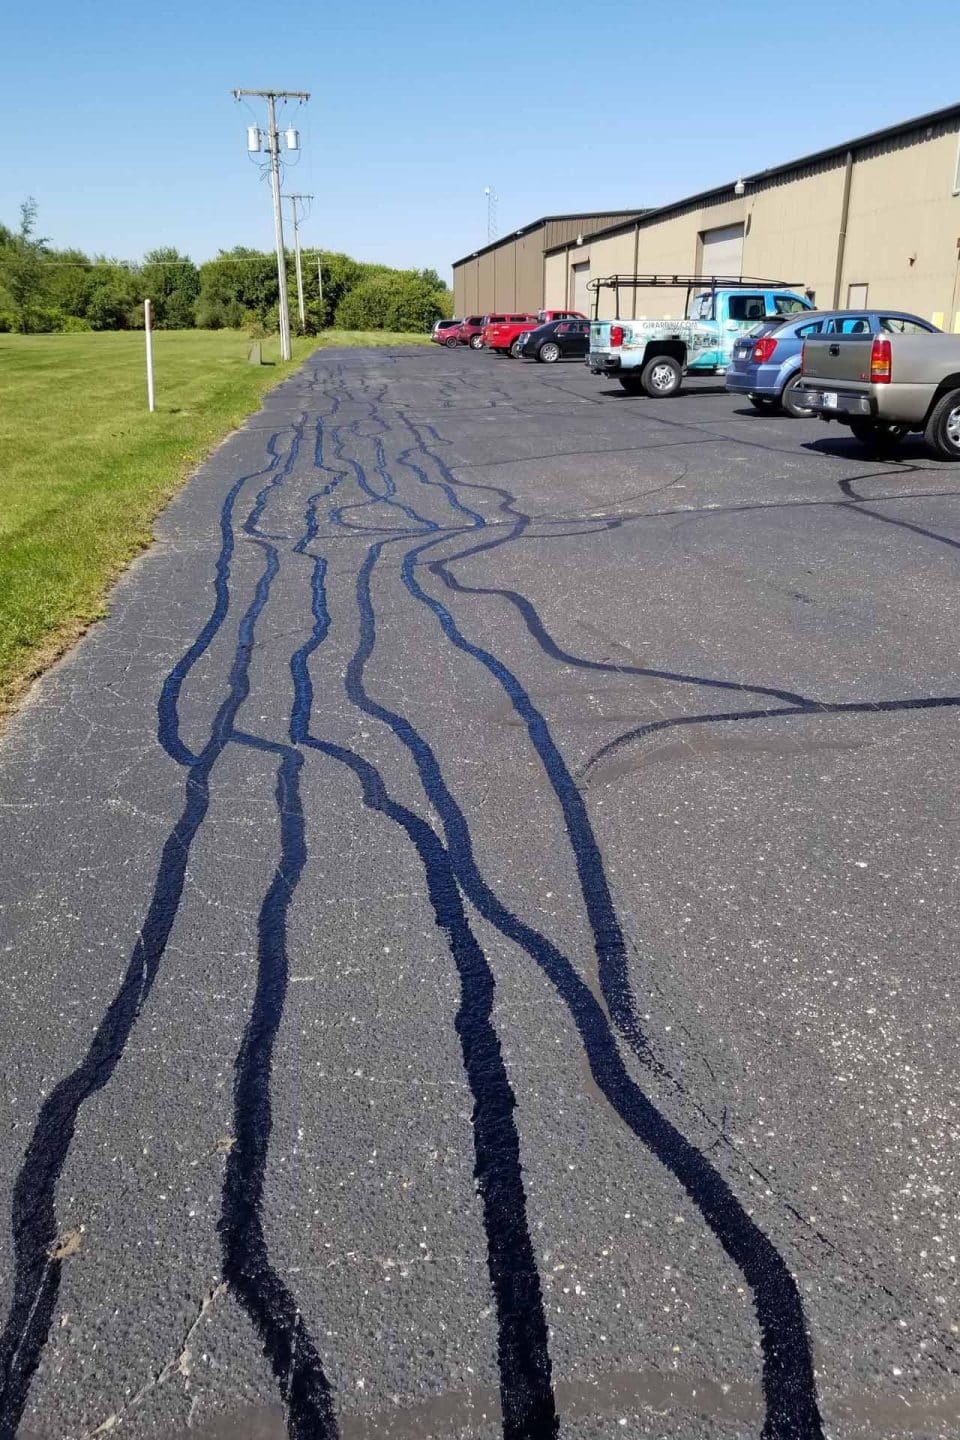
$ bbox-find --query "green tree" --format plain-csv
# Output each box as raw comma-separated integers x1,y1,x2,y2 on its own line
0,198,49,332
141,248,199,329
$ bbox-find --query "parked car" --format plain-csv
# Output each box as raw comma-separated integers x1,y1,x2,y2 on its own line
457,315,487,348
726,309,939,416
431,318,462,347
589,281,812,396
482,313,540,355
794,319,960,457
488,308,588,357
519,318,590,363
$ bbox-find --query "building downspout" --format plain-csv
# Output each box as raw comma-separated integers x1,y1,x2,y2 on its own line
632,220,641,318
832,150,854,309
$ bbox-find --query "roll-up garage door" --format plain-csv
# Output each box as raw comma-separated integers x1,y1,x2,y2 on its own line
700,223,744,278
572,261,591,315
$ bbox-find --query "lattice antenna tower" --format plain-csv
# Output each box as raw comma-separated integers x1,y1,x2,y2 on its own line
484,186,498,242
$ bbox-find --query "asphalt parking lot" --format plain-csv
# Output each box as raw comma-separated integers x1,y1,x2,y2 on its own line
2,344,960,1439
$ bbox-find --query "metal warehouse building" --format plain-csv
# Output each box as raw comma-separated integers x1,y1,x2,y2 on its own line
453,102,960,329
452,212,643,317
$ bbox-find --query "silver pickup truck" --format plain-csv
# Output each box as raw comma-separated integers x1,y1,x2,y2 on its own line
795,328,960,459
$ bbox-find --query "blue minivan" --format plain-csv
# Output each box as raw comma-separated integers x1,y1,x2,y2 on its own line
725,309,938,416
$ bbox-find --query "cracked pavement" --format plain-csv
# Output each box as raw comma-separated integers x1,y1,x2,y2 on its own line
1,346,960,1438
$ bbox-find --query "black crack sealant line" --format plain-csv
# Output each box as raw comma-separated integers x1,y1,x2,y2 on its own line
0,416,339,1439
0,464,284,1436
222,731,340,1440
303,406,826,1437
288,556,559,1440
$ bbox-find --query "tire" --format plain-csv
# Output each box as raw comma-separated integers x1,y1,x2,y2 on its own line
848,418,909,454
923,388,960,460
780,373,816,418
641,354,682,398
509,339,524,358
749,395,777,412
538,342,560,364
469,334,483,350
444,335,458,348
618,373,644,393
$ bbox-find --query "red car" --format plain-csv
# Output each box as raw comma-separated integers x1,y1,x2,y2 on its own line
458,315,487,349
431,318,462,347
484,308,589,357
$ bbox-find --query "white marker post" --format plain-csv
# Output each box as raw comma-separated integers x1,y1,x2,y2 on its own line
144,298,156,413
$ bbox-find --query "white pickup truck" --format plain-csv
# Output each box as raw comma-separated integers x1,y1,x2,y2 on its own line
587,274,811,397
795,326,960,458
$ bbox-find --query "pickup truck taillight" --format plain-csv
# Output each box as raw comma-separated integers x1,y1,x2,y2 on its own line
752,336,778,363
870,336,892,383
610,325,624,347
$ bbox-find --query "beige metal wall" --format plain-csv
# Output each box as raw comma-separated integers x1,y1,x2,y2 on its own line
452,213,641,317
836,123,960,327
543,117,960,328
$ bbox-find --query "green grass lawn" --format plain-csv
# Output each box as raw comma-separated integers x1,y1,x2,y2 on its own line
0,327,430,714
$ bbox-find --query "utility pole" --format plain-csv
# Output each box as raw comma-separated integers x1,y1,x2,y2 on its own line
233,88,310,361
484,186,498,243
283,193,314,329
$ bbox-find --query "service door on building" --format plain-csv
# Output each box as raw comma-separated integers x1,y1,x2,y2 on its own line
700,224,744,278
572,261,591,315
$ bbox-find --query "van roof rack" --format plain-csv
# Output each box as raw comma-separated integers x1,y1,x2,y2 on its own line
587,273,805,319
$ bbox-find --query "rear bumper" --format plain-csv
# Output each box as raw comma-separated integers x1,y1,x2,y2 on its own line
725,361,786,397
794,381,933,425
792,387,873,418
589,351,621,374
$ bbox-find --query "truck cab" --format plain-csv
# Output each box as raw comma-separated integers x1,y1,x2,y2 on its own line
589,284,811,396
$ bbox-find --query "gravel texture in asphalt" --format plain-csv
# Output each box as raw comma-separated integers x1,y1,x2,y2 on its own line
2,346,960,1439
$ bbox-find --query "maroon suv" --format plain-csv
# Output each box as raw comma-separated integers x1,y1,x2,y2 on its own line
458,315,489,349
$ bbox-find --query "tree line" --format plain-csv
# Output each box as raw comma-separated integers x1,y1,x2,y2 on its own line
0,200,452,335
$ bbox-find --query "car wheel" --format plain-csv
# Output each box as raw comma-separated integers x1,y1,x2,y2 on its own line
749,395,777,412
618,373,644,393
923,388,960,460
848,419,909,453
469,334,483,350
641,355,682,397
444,335,458,348
780,373,816,418
509,339,524,357
538,342,560,364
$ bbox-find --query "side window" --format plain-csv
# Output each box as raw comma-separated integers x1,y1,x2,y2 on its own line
556,324,571,334
879,316,934,334
689,294,713,321
728,294,766,322
829,315,871,334
774,295,808,315
795,321,824,337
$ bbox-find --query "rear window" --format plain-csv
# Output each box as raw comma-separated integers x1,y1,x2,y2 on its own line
879,315,936,334
509,314,529,322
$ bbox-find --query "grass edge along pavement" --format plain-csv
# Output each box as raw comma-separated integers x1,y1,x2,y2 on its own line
0,328,430,721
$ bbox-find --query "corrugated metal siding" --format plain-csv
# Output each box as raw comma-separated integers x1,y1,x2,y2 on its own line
541,214,639,250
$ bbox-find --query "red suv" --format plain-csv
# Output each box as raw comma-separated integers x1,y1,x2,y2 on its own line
458,315,487,349
485,309,588,357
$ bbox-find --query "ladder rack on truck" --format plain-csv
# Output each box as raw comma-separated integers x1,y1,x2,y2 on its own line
586,274,807,320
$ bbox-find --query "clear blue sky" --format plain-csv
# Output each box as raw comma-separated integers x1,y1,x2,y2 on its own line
3,0,957,284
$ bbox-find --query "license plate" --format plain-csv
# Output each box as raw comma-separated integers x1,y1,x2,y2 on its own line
822,392,838,410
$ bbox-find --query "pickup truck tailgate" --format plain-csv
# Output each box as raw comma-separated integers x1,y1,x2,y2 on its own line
802,335,874,384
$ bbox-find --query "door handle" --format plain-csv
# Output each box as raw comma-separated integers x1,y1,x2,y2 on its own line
829,344,840,356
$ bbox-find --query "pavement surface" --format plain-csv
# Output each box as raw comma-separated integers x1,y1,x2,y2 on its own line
1,345,960,1440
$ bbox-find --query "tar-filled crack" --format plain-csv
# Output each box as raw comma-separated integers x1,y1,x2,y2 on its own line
7,350,960,1440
